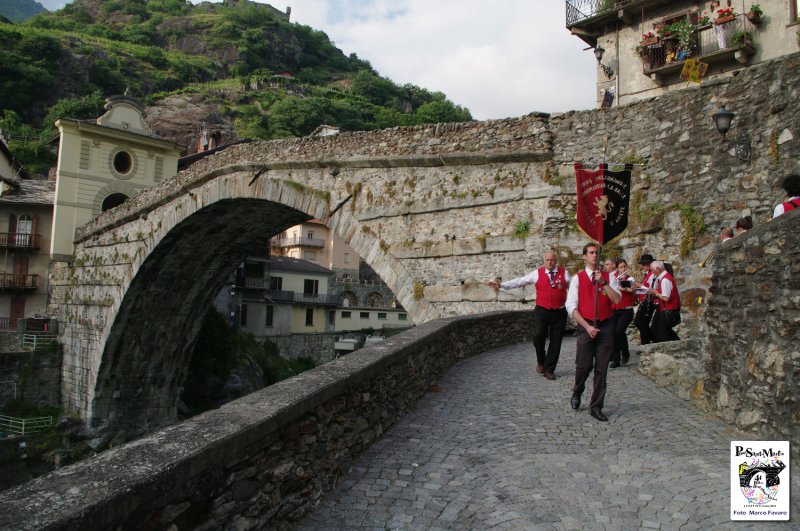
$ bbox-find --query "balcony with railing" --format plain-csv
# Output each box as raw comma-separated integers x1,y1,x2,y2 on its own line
639,15,756,82
566,0,675,30
0,273,38,290
0,232,42,250
272,236,326,248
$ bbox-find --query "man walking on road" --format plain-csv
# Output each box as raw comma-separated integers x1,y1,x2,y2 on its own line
566,243,621,422
488,250,570,380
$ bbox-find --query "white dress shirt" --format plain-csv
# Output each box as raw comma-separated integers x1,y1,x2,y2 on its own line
500,268,571,290
773,196,800,218
654,270,673,299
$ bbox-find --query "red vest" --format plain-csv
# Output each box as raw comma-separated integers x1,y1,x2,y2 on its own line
655,273,680,311
535,267,568,309
577,270,614,322
782,199,800,213
638,271,654,303
613,283,635,310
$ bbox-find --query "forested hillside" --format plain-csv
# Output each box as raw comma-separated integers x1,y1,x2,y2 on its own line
0,0,472,175
0,0,45,23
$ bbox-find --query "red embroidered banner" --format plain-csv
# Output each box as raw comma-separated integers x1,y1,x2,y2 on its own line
574,163,632,244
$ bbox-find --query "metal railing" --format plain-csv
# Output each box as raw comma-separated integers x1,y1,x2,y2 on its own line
0,415,53,435
640,16,756,73
262,289,296,302
0,232,41,249
22,333,58,352
0,274,38,289
295,293,340,305
272,236,326,248
566,0,629,26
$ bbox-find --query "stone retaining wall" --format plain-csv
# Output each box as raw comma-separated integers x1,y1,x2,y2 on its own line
0,351,61,409
273,332,336,364
639,208,799,458
0,310,533,530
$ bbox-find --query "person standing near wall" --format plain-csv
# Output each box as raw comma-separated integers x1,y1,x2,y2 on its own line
567,243,621,422
772,174,800,218
488,250,570,380
633,253,656,345
648,260,681,342
610,258,635,368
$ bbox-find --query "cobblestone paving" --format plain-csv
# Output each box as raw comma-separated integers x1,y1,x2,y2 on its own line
298,338,800,530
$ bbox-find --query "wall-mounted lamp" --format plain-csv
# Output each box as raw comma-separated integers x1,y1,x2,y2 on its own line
712,105,751,163
593,46,614,79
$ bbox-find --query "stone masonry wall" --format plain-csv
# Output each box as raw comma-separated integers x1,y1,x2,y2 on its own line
0,311,533,530
639,208,799,459
273,333,336,364
0,351,61,409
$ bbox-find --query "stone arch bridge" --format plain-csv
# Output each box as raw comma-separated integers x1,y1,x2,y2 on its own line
51,53,800,442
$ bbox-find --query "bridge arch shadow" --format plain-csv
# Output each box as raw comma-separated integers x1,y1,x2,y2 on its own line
58,172,435,443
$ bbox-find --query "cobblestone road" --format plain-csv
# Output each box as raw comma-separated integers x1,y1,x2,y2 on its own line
298,338,799,530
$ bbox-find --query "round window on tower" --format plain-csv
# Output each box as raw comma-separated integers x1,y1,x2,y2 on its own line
109,148,137,179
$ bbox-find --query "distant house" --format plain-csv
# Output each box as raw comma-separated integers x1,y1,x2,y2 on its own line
0,135,55,330
566,0,800,107
308,124,341,137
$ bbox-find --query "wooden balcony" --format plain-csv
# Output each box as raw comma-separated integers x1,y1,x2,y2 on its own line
0,274,39,290
0,232,42,250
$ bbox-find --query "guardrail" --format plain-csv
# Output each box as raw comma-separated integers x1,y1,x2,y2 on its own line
21,333,58,352
0,415,53,435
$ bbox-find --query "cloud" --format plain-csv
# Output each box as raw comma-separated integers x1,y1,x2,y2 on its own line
290,0,597,119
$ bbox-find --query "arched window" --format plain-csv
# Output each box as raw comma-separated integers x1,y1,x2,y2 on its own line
341,291,358,308
366,292,384,308
102,193,129,212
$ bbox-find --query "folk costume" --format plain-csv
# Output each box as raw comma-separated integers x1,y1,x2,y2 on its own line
500,267,570,378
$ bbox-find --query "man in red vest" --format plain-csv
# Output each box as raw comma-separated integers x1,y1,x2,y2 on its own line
566,243,621,422
488,250,570,380
648,260,681,342
772,174,800,218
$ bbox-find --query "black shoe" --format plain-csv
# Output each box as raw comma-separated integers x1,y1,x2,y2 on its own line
543,372,556,380
621,353,630,365
570,395,580,410
590,409,608,422
609,361,620,368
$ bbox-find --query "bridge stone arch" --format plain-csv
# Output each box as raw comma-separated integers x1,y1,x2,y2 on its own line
52,165,442,442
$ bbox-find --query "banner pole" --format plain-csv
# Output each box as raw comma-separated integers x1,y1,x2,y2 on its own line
594,243,602,326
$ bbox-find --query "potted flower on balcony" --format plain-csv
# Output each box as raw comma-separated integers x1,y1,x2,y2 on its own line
746,4,763,24
640,30,659,47
715,6,736,25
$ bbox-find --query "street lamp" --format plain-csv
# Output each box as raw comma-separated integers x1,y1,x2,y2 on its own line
712,105,751,163
593,46,615,79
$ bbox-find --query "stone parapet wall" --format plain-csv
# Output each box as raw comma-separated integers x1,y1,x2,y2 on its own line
0,311,533,530
639,208,799,458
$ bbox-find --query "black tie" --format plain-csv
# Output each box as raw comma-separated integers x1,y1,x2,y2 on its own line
548,271,555,282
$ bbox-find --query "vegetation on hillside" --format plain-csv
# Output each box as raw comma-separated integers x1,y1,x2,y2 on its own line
0,0,472,176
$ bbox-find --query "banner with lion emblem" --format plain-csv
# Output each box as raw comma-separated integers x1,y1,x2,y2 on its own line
574,162,633,244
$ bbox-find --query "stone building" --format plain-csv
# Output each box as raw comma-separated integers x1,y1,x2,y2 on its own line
50,91,184,260
567,0,800,107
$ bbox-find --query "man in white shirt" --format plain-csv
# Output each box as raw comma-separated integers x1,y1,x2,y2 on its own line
566,243,621,422
489,250,571,380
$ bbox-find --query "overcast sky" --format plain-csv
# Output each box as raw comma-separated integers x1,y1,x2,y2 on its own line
36,0,598,120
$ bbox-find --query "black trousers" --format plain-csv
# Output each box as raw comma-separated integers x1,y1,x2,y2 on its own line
532,306,568,373
611,308,634,363
634,300,656,345
651,310,680,343
573,319,614,411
